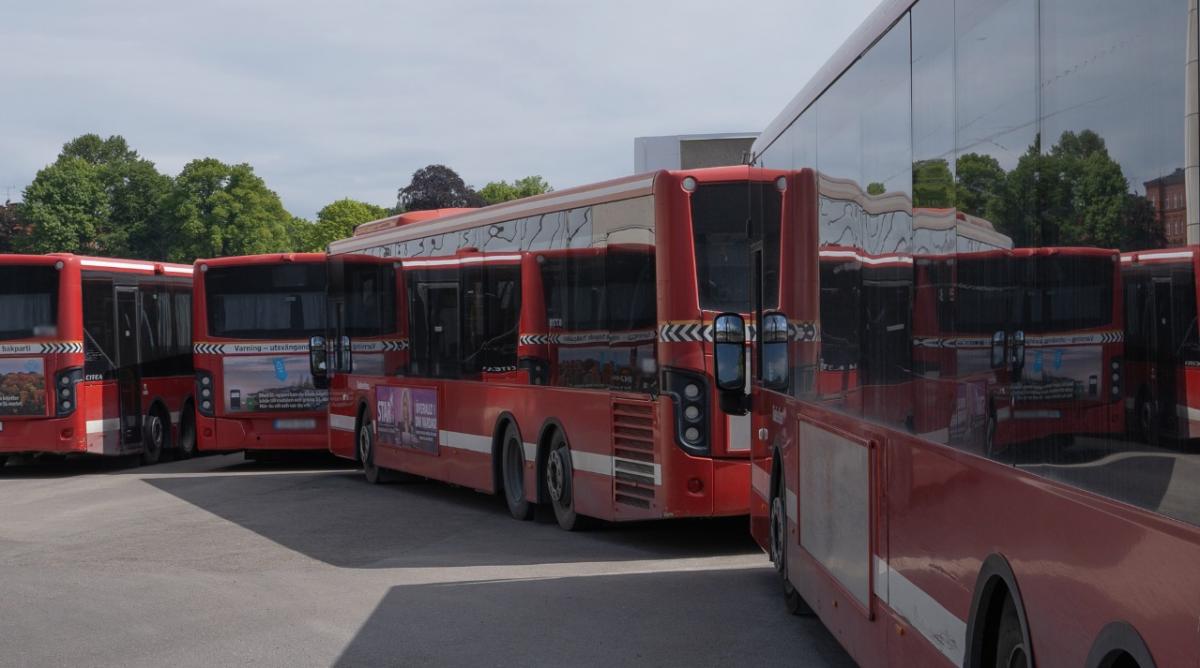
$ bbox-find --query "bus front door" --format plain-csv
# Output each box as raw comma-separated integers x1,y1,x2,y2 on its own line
116,287,143,448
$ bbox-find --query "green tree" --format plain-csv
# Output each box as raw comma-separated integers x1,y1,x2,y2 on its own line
954,152,1006,223
478,175,553,205
304,198,388,251
0,200,26,253
161,158,296,262
912,159,955,209
397,165,484,211
18,134,171,257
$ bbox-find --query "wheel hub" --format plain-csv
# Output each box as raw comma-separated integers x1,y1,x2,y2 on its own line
547,450,566,502
770,496,786,575
359,426,370,463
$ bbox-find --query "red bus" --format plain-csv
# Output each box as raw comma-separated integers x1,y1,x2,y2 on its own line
0,254,196,466
1120,247,1200,443
913,248,1125,456
192,253,329,455
728,0,1199,665
313,167,784,529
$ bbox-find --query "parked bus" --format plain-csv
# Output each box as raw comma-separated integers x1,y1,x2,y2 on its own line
913,247,1125,455
192,253,328,455
723,0,1200,665
313,167,785,529
1121,247,1200,444
0,253,195,466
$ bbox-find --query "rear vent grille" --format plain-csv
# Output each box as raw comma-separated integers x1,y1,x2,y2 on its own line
613,398,657,509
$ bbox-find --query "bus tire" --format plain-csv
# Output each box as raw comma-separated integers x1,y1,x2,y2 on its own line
141,412,166,466
1136,391,1159,446
994,595,1030,668
544,430,586,531
177,402,197,459
771,479,812,616
359,418,385,485
501,424,534,521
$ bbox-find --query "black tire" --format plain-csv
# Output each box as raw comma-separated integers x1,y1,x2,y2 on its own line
359,418,385,485
1137,392,1159,447
984,412,998,459
0,455,7,468
994,595,1030,668
141,413,165,466
176,404,197,459
770,487,812,616
544,431,586,531
502,424,534,521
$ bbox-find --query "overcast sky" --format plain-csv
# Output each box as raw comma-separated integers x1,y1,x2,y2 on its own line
0,1,878,219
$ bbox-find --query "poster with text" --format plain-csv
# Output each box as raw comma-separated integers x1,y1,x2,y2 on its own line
0,357,47,416
375,386,438,454
221,355,326,413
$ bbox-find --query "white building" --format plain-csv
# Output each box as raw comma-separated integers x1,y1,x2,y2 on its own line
633,132,758,173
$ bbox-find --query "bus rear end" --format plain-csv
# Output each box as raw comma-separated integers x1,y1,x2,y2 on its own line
193,254,329,453
0,255,82,462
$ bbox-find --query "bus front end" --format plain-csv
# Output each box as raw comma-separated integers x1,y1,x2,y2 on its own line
0,256,88,461
193,255,329,453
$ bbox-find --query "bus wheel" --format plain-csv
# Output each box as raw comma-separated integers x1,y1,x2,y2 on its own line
359,419,384,485
1137,393,1159,446
502,424,534,521
141,413,165,466
994,595,1030,668
545,431,585,531
771,492,810,615
177,405,197,459
984,412,998,459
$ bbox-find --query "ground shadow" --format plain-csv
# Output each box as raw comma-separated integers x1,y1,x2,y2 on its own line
145,467,760,569
0,450,352,479
334,567,854,667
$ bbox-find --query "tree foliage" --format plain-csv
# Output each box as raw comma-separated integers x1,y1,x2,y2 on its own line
303,198,389,251
397,164,484,211
160,158,296,262
17,134,171,257
0,200,25,253
478,175,552,205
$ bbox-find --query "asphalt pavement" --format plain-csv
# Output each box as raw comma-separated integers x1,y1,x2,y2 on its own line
0,453,853,667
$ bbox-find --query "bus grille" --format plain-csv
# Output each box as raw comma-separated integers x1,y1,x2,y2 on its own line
612,398,657,509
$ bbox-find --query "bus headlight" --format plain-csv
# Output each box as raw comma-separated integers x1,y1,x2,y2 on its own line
196,371,216,417
54,367,83,417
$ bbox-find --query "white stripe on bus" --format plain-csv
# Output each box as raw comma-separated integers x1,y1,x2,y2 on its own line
876,557,967,667
85,419,120,434
329,414,357,432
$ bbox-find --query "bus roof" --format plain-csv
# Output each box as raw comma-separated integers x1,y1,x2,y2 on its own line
329,165,764,256
753,0,911,161
193,253,326,270
0,253,193,277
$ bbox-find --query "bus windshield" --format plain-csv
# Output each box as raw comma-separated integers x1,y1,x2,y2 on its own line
949,254,1114,334
204,264,326,339
0,265,59,341
691,182,781,312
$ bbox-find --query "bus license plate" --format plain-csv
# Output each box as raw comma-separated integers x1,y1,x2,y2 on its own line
273,419,315,431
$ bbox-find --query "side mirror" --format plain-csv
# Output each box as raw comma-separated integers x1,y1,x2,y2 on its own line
1011,330,1025,372
309,335,329,388
714,313,746,391
713,313,748,414
762,312,790,392
991,331,1007,369
340,335,353,372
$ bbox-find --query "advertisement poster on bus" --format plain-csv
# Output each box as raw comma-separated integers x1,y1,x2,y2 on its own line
221,355,326,413
376,386,438,454
0,357,47,416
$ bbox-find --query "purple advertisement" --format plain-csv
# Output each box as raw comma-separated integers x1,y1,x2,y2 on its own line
376,386,438,454
221,355,326,413
0,357,46,416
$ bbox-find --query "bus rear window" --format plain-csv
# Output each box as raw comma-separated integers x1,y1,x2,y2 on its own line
0,265,59,341
691,182,781,312
204,264,326,339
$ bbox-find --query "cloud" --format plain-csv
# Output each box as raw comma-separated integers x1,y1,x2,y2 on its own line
0,0,878,219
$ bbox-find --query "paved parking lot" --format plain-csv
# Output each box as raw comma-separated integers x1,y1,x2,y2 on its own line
0,454,852,667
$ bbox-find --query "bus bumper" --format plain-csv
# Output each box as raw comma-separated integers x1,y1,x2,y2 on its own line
196,415,329,452
0,415,88,455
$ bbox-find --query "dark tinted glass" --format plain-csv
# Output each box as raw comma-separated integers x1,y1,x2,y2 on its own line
692,182,782,312
0,265,58,341
83,279,116,379
204,264,326,339
343,260,397,337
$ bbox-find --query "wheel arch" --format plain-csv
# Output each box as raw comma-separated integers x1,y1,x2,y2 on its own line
1086,621,1155,668
964,553,1034,668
